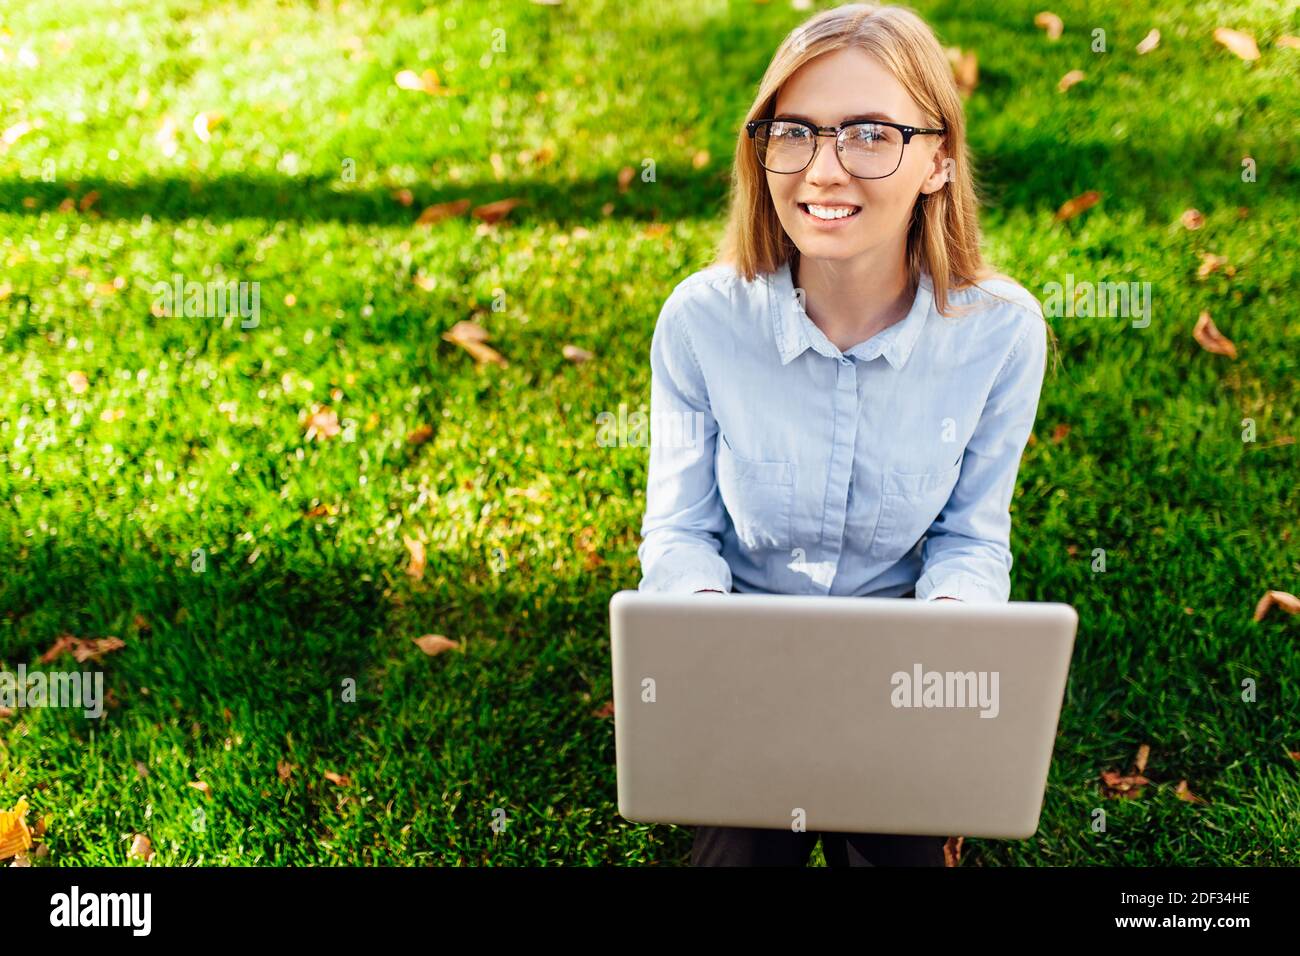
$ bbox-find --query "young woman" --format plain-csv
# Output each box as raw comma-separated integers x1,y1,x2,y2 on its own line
636,4,1050,866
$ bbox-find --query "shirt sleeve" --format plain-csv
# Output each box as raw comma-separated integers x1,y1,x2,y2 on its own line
636,285,733,594
914,308,1048,603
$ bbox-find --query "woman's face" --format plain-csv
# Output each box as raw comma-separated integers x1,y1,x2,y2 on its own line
766,47,948,266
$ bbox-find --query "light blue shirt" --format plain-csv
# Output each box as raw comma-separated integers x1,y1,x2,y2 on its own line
636,258,1048,602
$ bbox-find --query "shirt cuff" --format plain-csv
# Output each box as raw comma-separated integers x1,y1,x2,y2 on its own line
914,572,1005,604
638,553,732,595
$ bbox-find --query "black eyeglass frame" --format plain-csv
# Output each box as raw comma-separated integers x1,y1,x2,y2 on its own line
744,117,947,180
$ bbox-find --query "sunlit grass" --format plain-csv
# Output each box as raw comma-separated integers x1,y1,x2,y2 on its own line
0,0,1296,865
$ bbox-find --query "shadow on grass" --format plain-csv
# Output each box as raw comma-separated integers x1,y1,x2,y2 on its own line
6,130,1291,232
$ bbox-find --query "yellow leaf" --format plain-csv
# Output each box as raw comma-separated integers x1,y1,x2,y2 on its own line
0,798,32,860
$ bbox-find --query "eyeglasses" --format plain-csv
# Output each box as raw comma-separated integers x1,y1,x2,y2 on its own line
745,117,946,180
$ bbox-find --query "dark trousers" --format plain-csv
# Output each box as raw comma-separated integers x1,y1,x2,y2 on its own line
690,825,947,867
692,585,947,866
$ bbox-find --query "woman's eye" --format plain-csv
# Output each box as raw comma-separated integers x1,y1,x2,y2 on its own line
846,125,883,142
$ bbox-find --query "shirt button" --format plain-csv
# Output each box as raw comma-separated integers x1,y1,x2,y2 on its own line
840,357,851,366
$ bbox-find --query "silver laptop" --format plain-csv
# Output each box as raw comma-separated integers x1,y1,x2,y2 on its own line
609,590,1078,839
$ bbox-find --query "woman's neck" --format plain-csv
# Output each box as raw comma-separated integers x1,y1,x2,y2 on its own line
793,249,915,354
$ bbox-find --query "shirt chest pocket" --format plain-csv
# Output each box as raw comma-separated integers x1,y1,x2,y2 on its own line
871,457,964,560
716,436,795,552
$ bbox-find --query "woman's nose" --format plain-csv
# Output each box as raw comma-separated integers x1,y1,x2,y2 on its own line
805,135,848,184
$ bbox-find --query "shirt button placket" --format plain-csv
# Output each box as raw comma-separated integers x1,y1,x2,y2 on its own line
821,356,858,592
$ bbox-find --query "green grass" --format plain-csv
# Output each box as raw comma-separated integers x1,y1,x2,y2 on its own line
0,0,1297,865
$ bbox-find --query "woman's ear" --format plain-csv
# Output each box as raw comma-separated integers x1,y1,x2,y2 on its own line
919,140,950,196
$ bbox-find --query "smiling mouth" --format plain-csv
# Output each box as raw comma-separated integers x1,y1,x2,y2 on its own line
799,202,862,222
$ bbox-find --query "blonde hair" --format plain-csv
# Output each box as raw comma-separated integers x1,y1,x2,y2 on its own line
714,3,997,317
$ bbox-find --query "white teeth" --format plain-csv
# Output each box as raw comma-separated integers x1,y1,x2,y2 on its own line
805,203,858,220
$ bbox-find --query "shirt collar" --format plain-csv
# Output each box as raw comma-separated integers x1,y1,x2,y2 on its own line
769,258,933,370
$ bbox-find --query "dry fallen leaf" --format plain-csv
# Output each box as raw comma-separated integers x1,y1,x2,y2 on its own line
562,344,594,364
72,636,125,663
323,770,351,786
416,199,471,226
1136,29,1161,54
1054,190,1100,222
691,149,710,169
444,320,489,343
1277,35,1300,50
407,423,434,445
1050,423,1070,443
413,634,459,656
1253,590,1300,621
1174,780,1208,804
442,322,508,367
1135,743,1150,773
391,188,414,207
78,190,100,213
1057,69,1085,92
128,833,154,861
943,835,963,867
1180,208,1205,230
1196,253,1232,278
188,781,212,798
592,699,615,718
39,634,79,663
1192,311,1236,358
277,761,296,783
0,798,32,861
472,197,525,224
403,535,426,579
305,406,341,440
944,47,978,96
1213,27,1260,61
1101,769,1152,798
617,166,635,193
1034,12,1063,40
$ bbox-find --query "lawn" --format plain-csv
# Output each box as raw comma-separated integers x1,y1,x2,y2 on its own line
0,0,1296,865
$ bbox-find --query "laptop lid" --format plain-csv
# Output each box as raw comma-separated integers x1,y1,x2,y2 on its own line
609,590,1078,839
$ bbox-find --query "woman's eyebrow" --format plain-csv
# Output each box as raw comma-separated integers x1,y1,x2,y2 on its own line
774,110,899,125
